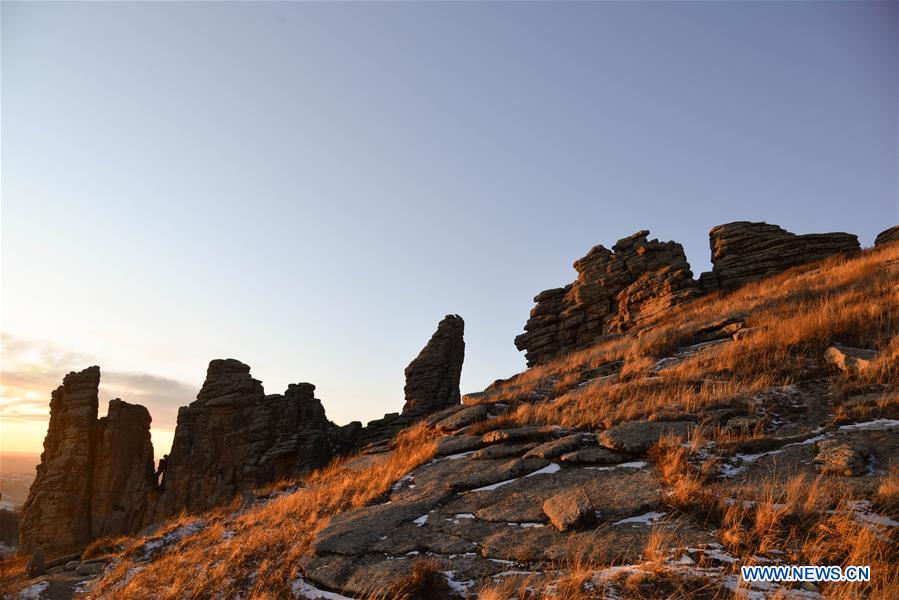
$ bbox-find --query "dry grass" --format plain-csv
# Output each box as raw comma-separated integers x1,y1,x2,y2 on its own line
91,422,437,599
468,244,898,435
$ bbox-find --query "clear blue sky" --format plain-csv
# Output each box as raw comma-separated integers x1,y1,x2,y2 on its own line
2,1,896,453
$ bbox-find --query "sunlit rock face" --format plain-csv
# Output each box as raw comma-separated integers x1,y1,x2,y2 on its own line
19,367,156,556
515,231,700,367
703,221,860,291
152,359,360,522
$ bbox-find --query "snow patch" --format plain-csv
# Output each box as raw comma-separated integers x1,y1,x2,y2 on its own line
525,462,561,477
441,571,475,595
613,511,666,526
15,581,48,599
413,514,429,526
291,576,354,599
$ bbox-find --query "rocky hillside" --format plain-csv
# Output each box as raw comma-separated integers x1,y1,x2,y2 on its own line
2,221,897,600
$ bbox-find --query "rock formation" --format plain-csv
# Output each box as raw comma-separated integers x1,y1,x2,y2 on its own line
402,314,465,418
19,367,156,556
356,315,466,448
154,359,360,520
515,231,700,366
703,222,860,291
874,225,899,246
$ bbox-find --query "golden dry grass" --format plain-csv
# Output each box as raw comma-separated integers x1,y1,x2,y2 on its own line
90,422,437,599
469,243,898,434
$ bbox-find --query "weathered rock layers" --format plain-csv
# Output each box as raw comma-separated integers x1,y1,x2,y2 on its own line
154,359,360,520
403,314,465,418
515,231,700,366
21,317,466,554
516,222,865,366
357,315,466,448
19,367,156,555
704,222,860,291
875,225,899,246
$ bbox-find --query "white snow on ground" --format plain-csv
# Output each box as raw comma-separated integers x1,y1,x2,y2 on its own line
14,581,48,599
847,500,899,528
718,421,898,478
525,463,561,477
413,513,429,526
391,473,415,491
520,522,545,528
441,571,476,595
140,519,205,560
586,461,647,471
839,418,899,431
291,576,354,599
471,463,561,492
452,513,475,519
613,511,666,526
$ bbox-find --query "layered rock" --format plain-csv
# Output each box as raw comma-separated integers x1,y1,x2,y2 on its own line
874,225,899,246
402,314,465,418
90,399,156,539
515,231,700,366
154,359,359,520
356,315,466,448
19,367,156,555
704,222,859,291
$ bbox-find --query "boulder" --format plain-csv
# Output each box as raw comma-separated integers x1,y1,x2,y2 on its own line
825,344,877,376
435,435,483,457
435,405,488,432
814,439,870,476
481,426,562,445
559,447,630,464
598,421,694,454
874,225,899,246
708,222,859,291
543,488,596,532
515,230,701,366
524,433,594,459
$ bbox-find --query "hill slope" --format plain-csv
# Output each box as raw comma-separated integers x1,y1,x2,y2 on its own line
4,240,898,600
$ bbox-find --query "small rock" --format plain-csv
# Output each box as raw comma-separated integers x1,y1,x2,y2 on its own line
435,435,483,456
543,487,596,532
598,421,694,454
825,344,877,376
725,416,760,435
43,553,80,569
732,328,755,341
26,547,45,577
435,405,488,432
482,426,562,445
472,442,537,460
75,560,108,576
815,439,870,476
559,447,630,464
524,433,594,459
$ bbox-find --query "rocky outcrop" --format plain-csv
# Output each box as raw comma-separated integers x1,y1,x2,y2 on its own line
704,222,860,291
402,315,465,418
19,367,156,556
154,359,359,520
515,231,700,366
90,400,155,539
356,316,466,448
874,225,899,246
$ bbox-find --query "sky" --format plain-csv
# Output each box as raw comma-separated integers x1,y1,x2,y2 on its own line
1,1,897,459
